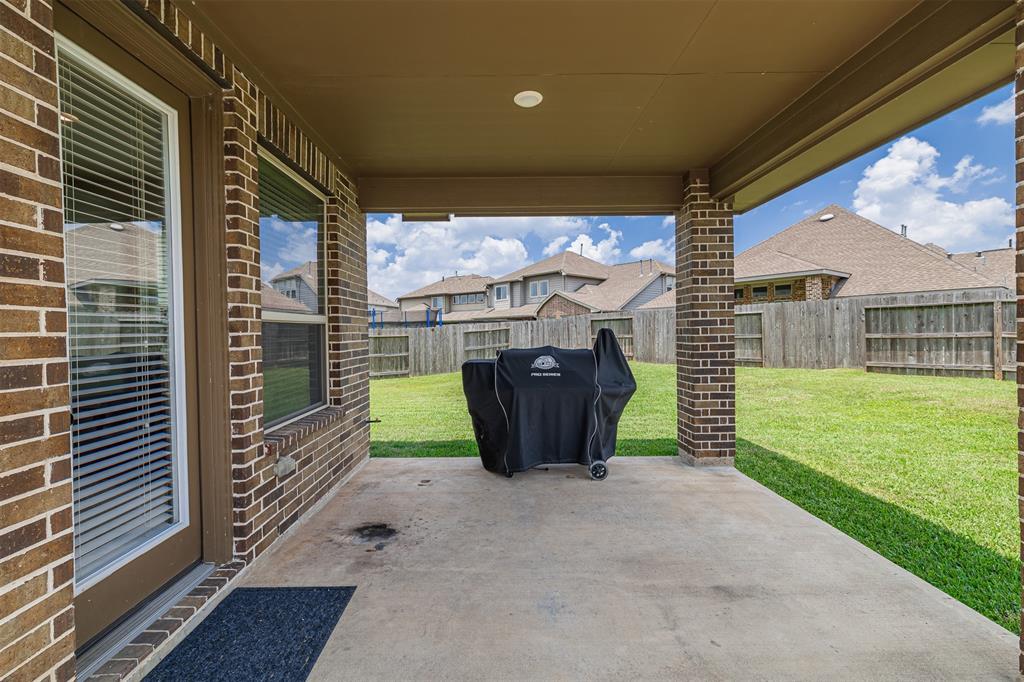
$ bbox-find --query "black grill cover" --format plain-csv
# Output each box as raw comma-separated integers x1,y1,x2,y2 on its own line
461,329,636,475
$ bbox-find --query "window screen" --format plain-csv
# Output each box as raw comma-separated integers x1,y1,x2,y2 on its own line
259,157,326,426
59,42,185,585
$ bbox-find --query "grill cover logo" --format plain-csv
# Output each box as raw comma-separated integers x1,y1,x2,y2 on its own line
530,355,559,370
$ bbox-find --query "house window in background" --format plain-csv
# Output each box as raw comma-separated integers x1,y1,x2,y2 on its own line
774,284,792,299
734,288,743,300
431,296,444,309
495,285,508,301
259,154,326,427
752,286,769,300
529,280,549,298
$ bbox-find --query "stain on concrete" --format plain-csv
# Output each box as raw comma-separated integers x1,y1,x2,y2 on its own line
351,523,398,547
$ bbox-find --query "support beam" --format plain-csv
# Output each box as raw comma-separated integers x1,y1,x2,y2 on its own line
716,0,1015,212
675,170,735,466
357,175,683,216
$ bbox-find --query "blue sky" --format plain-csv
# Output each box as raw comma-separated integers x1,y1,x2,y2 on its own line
367,85,1014,301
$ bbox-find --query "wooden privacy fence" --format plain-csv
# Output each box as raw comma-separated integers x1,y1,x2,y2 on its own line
369,309,673,378
369,287,1015,380
864,300,1015,380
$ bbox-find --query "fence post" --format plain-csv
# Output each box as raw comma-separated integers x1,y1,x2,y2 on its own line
993,300,1004,381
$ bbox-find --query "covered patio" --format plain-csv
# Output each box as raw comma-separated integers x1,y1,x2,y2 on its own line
1,0,1023,679
190,458,1014,679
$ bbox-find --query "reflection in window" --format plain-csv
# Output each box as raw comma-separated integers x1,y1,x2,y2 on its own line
752,286,768,300
258,156,326,426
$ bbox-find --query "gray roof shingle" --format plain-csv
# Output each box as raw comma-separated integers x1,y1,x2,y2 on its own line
736,205,996,297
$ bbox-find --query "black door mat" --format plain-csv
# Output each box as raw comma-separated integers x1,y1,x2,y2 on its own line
145,586,355,682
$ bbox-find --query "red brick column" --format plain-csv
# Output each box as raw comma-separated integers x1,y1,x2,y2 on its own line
1016,1,1024,672
0,0,76,679
675,170,735,466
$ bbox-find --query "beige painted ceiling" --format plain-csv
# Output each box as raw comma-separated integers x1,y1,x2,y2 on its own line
185,0,1014,210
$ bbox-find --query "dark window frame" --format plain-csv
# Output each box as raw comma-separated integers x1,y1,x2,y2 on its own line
258,151,328,430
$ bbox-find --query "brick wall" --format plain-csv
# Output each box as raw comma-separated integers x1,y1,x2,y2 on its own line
1015,1,1023,672
675,170,735,466
537,294,591,319
0,0,76,680
734,279,805,305
131,0,370,565
0,0,370,678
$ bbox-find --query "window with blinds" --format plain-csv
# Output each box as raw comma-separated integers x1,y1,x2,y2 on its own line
58,41,186,587
258,156,326,427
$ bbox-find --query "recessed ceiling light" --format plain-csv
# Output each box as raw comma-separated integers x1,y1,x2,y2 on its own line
513,90,543,108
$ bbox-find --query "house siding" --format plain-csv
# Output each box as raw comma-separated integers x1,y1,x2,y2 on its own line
510,281,524,307
399,296,434,312
273,276,317,311
623,275,671,310
0,2,370,679
563,275,602,293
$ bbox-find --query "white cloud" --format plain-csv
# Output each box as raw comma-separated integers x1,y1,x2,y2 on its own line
542,236,570,257
629,238,673,261
567,223,622,264
260,261,284,282
456,237,528,275
977,96,1014,126
365,214,581,300
852,136,1012,251
661,215,675,228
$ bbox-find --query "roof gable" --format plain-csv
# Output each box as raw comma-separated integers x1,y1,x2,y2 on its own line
397,273,493,299
494,250,610,282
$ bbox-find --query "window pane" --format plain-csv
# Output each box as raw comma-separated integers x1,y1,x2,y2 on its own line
263,322,324,424
59,44,183,584
259,158,323,315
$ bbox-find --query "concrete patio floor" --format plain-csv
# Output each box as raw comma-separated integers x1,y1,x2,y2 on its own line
240,457,1017,680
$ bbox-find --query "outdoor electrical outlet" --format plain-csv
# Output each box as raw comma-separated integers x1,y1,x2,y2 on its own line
275,456,297,478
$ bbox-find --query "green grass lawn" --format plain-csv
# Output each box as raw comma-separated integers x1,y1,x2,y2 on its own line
370,364,1019,632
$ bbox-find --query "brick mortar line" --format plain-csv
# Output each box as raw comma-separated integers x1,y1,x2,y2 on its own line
0,526,73,576
6,629,75,681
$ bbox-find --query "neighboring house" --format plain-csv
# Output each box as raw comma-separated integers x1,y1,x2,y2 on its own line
393,251,675,323
640,205,1011,309
527,258,674,320
396,274,493,315
367,289,399,315
269,261,319,312
261,283,310,313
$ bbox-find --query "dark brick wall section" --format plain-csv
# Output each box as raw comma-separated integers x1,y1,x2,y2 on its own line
537,294,592,319
0,0,76,680
675,170,735,466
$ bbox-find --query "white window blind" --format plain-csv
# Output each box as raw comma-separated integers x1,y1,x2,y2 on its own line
58,41,186,587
